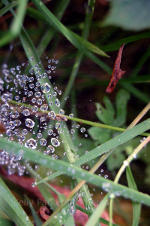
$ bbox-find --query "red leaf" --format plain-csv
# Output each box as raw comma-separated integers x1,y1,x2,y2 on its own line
106,44,126,93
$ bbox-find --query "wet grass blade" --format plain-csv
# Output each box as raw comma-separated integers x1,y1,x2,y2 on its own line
1,136,150,206
31,0,108,57
76,118,150,166
0,178,33,226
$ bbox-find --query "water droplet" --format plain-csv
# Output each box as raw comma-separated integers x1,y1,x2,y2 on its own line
80,127,86,133
41,83,51,93
40,104,48,111
123,160,128,167
48,111,56,120
25,138,37,149
44,145,55,154
25,118,35,128
55,98,60,107
22,109,30,116
1,92,13,102
40,138,47,146
51,138,60,147
48,129,53,136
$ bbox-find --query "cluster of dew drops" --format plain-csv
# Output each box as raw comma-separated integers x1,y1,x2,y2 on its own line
0,57,87,176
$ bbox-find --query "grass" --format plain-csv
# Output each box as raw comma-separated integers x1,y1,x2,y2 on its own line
0,0,150,225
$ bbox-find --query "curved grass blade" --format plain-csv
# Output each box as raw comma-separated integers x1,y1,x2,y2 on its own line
61,0,96,106
31,0,108,57
76,118,150,166
20,26,95,214
0,178,33,226
0,217,14,226
0,0,28,47
126,166,141,226
121,82,149,103
0,1,17,16
26,196,42,226
131,46,150,78
1,137,150,206
27,0,70,56
86,194,109,226
102,31,150,52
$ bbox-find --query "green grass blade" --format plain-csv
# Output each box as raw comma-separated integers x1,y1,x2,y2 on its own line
76,204,118,226
0,217,14,226
27,7,45,21
61,0,96,106
131,46,150,77
26,163,59,211
27,196,42,226
19,22,95,215
0,178,33,226
1,137,150,206
86,194,109,226
10,0,27,35
121,82,149,103
76,118,150,165
126,166,141,226
36,171,64,185
86,50,112,74
0,0,28,47
64,215,75,226
0,1,17,16
102,31,150,51
27,0,70,56
31,0,108,57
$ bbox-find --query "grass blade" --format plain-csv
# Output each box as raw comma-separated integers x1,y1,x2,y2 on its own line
31,0,108,57
61,0,96,107
126,166,141,226
27,196,42,226
102,31,150,51
0,217,14,226
121,82,149,103
1,0,28,47
1,136,150,206
86,194,109,226
0,1,17,16
76,118,150,166
0,178,33,226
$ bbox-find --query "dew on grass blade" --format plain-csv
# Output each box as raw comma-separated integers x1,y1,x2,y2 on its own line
51,138,60,147
25,138,37,149
0,57,90,179
41,83,51,93
25,118,35,128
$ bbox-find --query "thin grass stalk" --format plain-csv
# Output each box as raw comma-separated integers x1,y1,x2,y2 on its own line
61,0,95,107
109,102,150,226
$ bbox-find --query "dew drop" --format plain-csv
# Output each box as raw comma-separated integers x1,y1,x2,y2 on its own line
41,83,51,93
22,109,30,116
25,118,35,128
51,138,60,147
25,138,37,149
44,145,55,154
80,127,86,133
40,138,47,146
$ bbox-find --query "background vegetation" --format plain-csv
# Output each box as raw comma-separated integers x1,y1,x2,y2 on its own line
0,0,150,225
